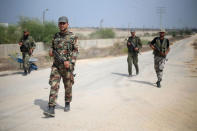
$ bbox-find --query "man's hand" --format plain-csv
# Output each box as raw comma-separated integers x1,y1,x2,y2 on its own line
127,42,131,46
134,47,139,51
29,49,33,55
64,61,70,69
49,49,53,57
150,44,156,50
160,52,166,57
18,42,22,46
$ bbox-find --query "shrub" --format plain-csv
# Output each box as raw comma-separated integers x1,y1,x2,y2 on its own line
89,28,115,39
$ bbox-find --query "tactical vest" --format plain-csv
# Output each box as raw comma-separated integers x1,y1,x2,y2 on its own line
153,37,168,56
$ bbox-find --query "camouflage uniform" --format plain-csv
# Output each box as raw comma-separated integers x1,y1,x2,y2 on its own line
150,37,169,82
127,36,142,75
19,35,36,73
48,31,78,107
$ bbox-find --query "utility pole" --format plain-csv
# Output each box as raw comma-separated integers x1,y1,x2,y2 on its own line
99,19,104,29
43,8,49,24
156,7,166,29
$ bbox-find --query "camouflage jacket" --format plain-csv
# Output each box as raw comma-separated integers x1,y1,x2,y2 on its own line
51,30,79,65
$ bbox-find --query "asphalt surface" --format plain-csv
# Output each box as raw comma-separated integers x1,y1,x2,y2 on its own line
0,35,197,131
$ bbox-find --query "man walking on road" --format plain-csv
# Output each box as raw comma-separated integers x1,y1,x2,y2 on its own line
150,29,170,88
44,16,79,117
127,29,142,77
18,30,36,75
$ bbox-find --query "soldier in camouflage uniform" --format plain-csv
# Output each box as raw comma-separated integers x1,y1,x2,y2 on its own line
127,29,142,77
150,29,170,88
44,16,78,117
18,30,36,75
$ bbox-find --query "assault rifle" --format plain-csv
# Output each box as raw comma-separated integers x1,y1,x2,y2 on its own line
52,48,76,76
153,44,168,61
52,48,64,65
128,42,141,54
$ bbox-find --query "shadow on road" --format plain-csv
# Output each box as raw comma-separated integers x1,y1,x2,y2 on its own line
34,99,64,112
111,72,129,77
130,80,156,87
0,71,24,77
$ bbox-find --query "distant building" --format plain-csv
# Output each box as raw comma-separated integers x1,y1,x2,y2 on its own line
0,23,9,27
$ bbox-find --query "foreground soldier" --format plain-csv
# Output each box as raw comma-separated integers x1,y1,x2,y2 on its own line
18,30,36,75
150,29,170,88
44,16,78,117
127,29,142,77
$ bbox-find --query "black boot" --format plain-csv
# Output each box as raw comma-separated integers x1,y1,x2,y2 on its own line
43,106,55,117
64,102,70,112
23,70,27,75
156,81,161,88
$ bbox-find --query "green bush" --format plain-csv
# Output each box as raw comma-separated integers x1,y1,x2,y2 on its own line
0,16,58,44
141,39,149,45
89,28,115,39
0,25,21,44
18,17,58,44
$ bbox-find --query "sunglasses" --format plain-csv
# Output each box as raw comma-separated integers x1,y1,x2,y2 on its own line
59,22,67,25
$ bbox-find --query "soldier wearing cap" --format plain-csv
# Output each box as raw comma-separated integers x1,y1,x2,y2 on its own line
149,29,170,88
44,16,79,117
18,30,36,75
127,29,142,77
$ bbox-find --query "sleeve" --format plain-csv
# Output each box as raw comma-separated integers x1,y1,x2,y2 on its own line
150,37,157,46
127,37,131,48
166,39,170,49
137,37,142,49
30,36,36,49
70,35,79,65
51,34,56,49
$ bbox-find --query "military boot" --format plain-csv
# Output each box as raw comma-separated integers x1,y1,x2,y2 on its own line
43,106,55,117
64,102,70,112
156,81,161,88
23,70,27,75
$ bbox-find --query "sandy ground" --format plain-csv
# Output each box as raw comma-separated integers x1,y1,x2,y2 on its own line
0,35,197,131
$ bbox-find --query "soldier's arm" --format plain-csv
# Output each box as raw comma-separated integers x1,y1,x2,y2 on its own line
137,37,142,49
127,37,131,46
29,36,36,54
150,37,157,50
49,36,55,57
165,39,170,55
70,36,79,65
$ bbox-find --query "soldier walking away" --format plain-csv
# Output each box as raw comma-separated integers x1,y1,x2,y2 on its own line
127,29,142,77
43,16,79,117
18,30,36,75
149,29,170,88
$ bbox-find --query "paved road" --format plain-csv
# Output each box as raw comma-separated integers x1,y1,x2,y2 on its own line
0,35,197,131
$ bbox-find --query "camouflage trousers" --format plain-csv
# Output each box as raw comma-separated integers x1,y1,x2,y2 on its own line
154,56,166,82
48,65,74,107
127,52,139,75
22,52,30,72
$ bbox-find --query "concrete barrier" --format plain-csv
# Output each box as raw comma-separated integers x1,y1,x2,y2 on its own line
0,39,125,58
0,42,45,58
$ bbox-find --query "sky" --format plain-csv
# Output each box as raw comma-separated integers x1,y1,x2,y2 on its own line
0,0,197,29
